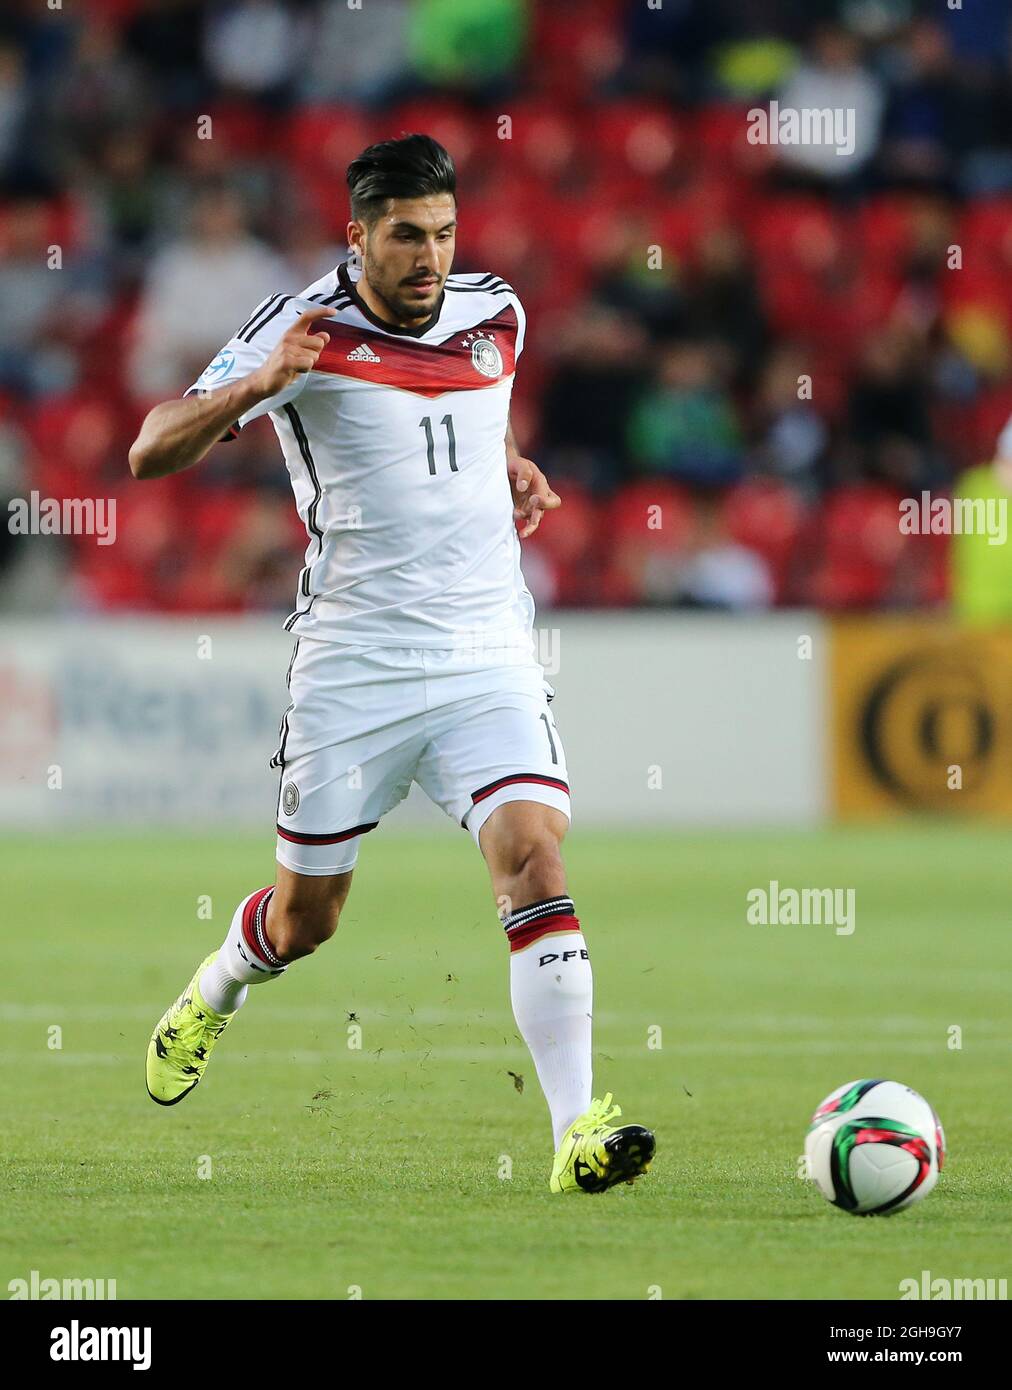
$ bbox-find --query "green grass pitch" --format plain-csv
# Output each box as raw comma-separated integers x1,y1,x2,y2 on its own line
2,825,1009,1300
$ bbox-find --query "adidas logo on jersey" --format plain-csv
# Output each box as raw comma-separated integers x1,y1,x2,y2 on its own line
347,343,381,362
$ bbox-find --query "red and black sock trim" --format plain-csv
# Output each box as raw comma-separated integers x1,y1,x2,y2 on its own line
276,820,378,845
241,886,285,971
502,895,582,953
471,774,569,806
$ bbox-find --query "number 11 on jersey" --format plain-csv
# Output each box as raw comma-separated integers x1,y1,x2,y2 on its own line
420,414,458,475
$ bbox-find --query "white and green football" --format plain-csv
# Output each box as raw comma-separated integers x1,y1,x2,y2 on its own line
804,1079,946,1215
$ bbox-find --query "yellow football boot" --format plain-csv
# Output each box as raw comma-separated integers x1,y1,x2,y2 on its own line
145,953,235,1106
550,1093,655,1194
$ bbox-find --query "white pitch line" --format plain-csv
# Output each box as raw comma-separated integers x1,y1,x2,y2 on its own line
9,1006,490,1026
4,1038,996,1066
2,1003,1005,1033
0,1003,625,1027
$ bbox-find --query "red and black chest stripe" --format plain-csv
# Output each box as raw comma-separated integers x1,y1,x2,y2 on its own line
308,305,518,398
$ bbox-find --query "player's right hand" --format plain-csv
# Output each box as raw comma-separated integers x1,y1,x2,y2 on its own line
252,307,336,397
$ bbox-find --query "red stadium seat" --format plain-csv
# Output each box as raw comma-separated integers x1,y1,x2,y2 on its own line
457,196,537,276
185,491,251,553
522,480,601,605
0,195,84,258
939,268,1012,323
747,197,845,272
596,480,695,604
591,103,684,183
170,490,264,613
386,100,481,178
959,199,1012,270
540,193,636,275
691,105,770,176
493,102,583,182
723,479,807,602
856,196,919,270
529,1,628,102
70,488,179,610
525,480,598,564
806,484,907,608
759,260,902,351
965,387,1012,463
26,396,124,499
201,102,274,158
283,106,377,176
656,177,754,261
609,480,694,543
81,0,144,21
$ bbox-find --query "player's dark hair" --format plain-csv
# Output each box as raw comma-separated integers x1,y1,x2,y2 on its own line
347,134,457,225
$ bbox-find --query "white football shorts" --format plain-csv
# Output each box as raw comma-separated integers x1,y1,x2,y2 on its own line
271,637,570,875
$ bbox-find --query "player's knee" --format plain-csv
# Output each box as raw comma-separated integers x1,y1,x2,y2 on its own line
270,900,341,962
507,833,566,904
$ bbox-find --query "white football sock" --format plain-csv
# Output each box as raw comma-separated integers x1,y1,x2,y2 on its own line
198,887,287,1014
198,956,248,1015
505,896,593,1149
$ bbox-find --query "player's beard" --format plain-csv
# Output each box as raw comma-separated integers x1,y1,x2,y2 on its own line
366,264,442,324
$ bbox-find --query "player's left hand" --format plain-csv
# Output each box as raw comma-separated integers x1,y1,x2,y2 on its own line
508,454,561,539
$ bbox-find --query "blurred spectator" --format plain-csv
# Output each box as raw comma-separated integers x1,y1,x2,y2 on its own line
276,204,346,292
407,0,526,92
203,0,309,103
680,227,768,386
129,186,293,396
774,25,884,185
751,345,828,494
299,0,411,105
847,326,933,489
88,130,166,281
604,478,695,606
945,303,1011,385
123,0,208,109
539,305,649,492
678,492,775,609
593,228,683,343
878,20,985,192
621,0,732,104
627,342,743,487
46,18,148,163
0,42,30,178
0,199,83,397
0,413,27,589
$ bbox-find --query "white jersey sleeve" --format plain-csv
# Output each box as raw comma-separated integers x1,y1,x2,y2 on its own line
184,292,321,439
511,291,527,359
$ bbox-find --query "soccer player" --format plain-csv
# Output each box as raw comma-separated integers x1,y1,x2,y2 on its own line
129,135,654,1194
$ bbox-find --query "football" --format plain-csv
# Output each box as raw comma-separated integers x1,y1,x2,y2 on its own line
804,1080,946,1216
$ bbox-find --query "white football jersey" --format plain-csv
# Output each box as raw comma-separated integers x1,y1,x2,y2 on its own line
186,261,535,649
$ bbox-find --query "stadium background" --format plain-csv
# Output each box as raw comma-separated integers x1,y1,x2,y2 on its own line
2,0,1011,1306
1,0,1012,620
